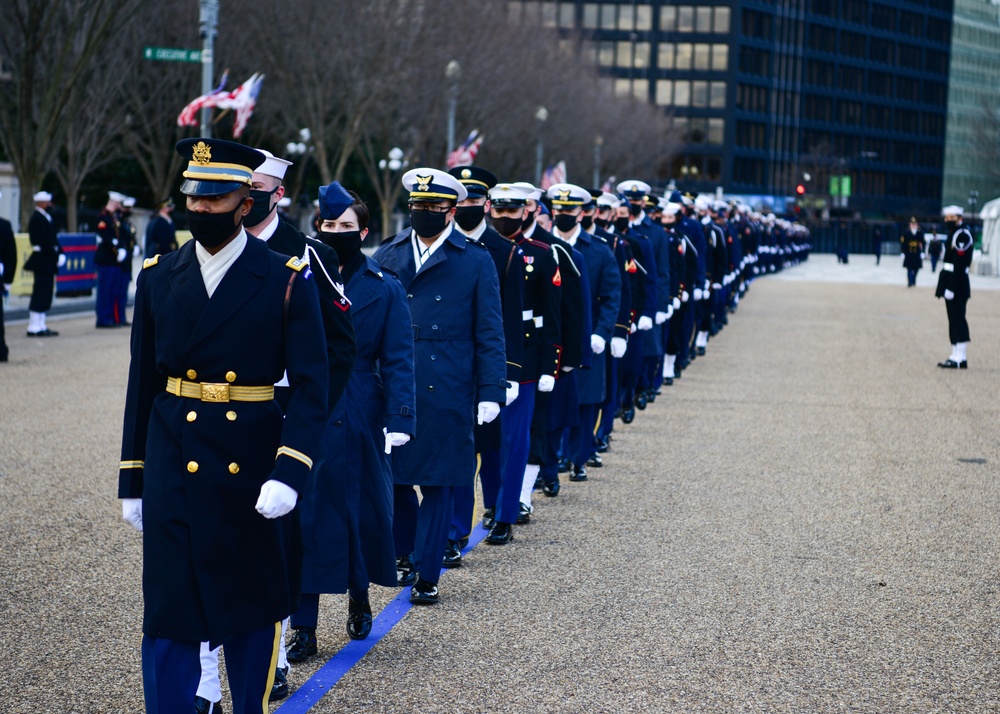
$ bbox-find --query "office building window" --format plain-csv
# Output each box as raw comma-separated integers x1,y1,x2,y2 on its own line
840,31,866,58
834,134,860,156
715,7,731,33
559,2,575,28
869,41,894,64
806,59,834,87
601,3,616,29
582,2,599,29
737,84,770,113
865,138,888,159
734,158,765,185
925,50,948,75
710,81,727,108
927,20,950,44
870,3,896,30
656,79,674,105
919,145,942,168
661,5,728,34
917,176,940,199
696,6,713,32
808,24,836,53
736,121,767,149
613,3,652,31
676,43,693,70
705,157,722,182
634,41,651,69
658,43,675,70
708,118,725,145
898,43,922,69
866,104,891,130
744,10,773,40
899,10,923,37
894,111,918,134
892,141,917,165
673,117,689,141
896,76,920,102
838,100,863,125
804,94,832,121
616,41,631,67
921,113,944,137
615,78,649,101
868,71,892,96
635,5,652,31
692,81,709,108
540,2,558,28
888,172,912,197
923,81,946,106
802,130,831,153
694,43,711,70
811,0,836,18
742,47,771,76
689,117,708,143
842,0,867,24
712,44,729,71
677,5,694,32
674,81,691,107
839,66,864,93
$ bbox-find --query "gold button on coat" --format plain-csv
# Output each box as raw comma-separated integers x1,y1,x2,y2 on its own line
226,411,237,421
187,461,199,473
186,411,197,422
186,369,197,380
228,463,240,474
225,371,237,383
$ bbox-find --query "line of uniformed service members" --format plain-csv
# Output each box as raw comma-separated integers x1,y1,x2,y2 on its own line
117,137,811,714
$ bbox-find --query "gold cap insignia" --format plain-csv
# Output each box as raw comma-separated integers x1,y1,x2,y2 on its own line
630,183,640,191
461,169,472,179
557,189,571,201
416,175,433,192
192,141,212,165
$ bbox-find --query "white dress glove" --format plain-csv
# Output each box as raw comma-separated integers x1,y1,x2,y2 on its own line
133,244,142,257
943,289,954,300
122,498,143,532
383,428,411,454
477,401,501,425
610,336,627,358
655,311,668,325
666,305,674,320
673,297,681,309
255,479,298,519
506,380,519,405
117,248,128,263
57,253,67,268
590,334,606,354
704,280,711,291
629,322,637,334
560,365,574,373
712,282,722,290
920,253,926,260
637,315,653,331
537,374,556,392
693,288,702,301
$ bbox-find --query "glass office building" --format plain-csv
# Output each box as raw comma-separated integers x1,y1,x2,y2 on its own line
510,0,954,216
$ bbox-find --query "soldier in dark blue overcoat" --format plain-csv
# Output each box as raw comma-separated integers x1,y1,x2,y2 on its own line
373,168,506,605
25,191,62,336
117,138,329,714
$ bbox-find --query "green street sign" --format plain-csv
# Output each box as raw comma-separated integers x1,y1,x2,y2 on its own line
143,47,202,63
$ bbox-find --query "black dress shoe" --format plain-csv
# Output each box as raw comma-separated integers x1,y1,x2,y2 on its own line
534,474,545,489
119,320,131,326
270,665,289,701
937,359,968,369
95,323,119,328
596,436,610,453
441,540,463,568
410,577,439,605
569,465,588,482
286,627,317,662
557,458,571,473
485,522,514,545
481,506,496,530
542,479,560,497
621,407,635,424
26,328,59,337
635,392,647,410
586,454,603,468
195,696,224,714
516,503,531,524
346,595,373,640
664,377,674,386
396,553,416,585
647,391,657,403
697,346,706,356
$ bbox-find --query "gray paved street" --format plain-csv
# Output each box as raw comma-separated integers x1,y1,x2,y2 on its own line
2,255,998,712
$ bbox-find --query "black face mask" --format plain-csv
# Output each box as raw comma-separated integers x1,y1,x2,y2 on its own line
186,202,244,250
244,187,279,227
493,216,523,238
613,217,630,233
554,214,579,233
581,215,594,230
521,210,537,231
319,229,363,264
595,217,610,229
410,209,449,239
628,203,643,217
454,205,485,232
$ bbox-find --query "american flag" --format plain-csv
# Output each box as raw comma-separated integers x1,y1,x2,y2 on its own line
600,175,617,193
177,72,265,138
540,161,567,190
446,129,484,168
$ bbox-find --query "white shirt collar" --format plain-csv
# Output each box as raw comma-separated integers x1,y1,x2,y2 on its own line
195,228,248,298
523,220,536,238
411,223,453,271
35,206,52,222
558,224,583,246
456,220,487,242
629,210,646,227
254,212,280,242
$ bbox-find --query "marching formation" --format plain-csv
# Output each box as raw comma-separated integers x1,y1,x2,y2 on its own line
116,137,810,713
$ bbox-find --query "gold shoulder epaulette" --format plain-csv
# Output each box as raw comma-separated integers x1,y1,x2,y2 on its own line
286,256,307,272
142,255,160,269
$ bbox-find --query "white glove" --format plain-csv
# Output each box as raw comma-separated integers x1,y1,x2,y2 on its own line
537,374,555,392
944,289,954,301
560,365,574,373
666,305,674,319
693,288,702,301
610,336,627,358
629,322,637,334
121,498,143,532
655,311,668,325
590,334,606,354
255,479,298,519
704,280,710,291
477,401,501,425
506,380,519,405
117,248,128,263
682,291,690,303
712,282,722,290
133,244,142,257
637,315,653,331
673,297,681,309
57,253,67,268
384,429,411,454
920,253,926,260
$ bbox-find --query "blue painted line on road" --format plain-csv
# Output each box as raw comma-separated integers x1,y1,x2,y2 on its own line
276,525,490,713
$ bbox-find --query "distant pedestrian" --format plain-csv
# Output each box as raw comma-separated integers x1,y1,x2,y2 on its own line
900,217,926,287
935,205,973,369
25,191,63,336
0,189,16,361
927,230,943,272
872,227,882,265
94,191,127,328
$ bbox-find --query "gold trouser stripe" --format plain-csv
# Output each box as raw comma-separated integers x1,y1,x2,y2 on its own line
120,460,144,470
471,453,483,535
165,377,274,402
262,621,281,713
592,408,603,437
276,446,313,470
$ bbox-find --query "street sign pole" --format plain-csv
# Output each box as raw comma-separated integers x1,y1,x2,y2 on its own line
199,0,219,139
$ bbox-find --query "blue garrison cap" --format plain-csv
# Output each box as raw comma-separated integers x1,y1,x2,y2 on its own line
538,202,551,216
669,190,684,203
318,181,354,220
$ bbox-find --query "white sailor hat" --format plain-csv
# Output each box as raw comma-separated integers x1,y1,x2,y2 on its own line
488,183,532,206
941,205,963,217
402,168,467,203
596,192,621,209
664,202,683,216
256,149,293,180
545,183,590,208
694,195,711,211
615,180,651,199
33,191,53,202
108,191,127,203
712,200,729,214
511,181,543,202
277,196,292,208
122,196,136,208
656,196,671,211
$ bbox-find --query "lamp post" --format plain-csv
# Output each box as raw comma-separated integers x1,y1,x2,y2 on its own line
593,135,603,188
446,60,461,159
534,106,549,186
378,147,409,242
198,0,219,138
969,189,979,220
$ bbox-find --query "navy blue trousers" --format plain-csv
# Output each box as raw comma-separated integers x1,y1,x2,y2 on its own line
142,624,279,714
495,387,534,524
95,264,118,326
569,403,601,469
597,353,619,441
393,484,454,584
115,266,131,323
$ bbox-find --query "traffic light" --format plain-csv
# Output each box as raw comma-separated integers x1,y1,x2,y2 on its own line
796,184,806,195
